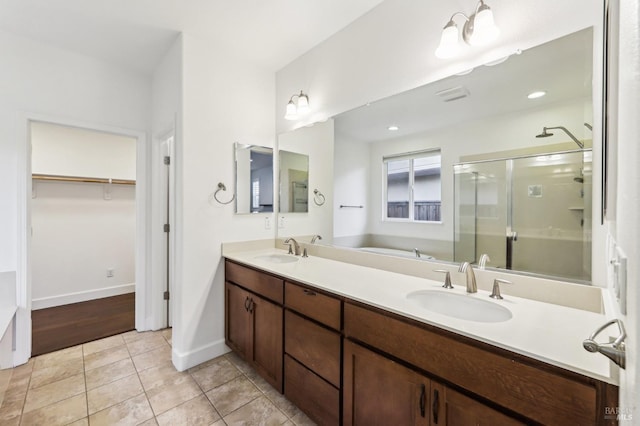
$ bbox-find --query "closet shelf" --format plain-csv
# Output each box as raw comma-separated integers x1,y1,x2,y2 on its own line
32,174,136,186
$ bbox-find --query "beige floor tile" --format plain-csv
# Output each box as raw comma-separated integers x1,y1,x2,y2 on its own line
139,417,159,425
82,334,125,357
87,373,144,414
0,393,25,425
156,394,220,426
211,420,226,426
83,345,129,371
225,352,253,375
263,386,299,419
33,345,83,370
20,393,87,426
161,328,172,346
23,373,85,413
146,374,202,416
205,376,261,417
132,344,172,372
122,330,160,344
126,333,169,357
289,410,316,426
224,396,288,426
67,417,89,426
89,393,154,426
138,361,186,392
85,358,136,390
245,368,277,394
29,357,84,389
190,357,241,392
0,368,12,395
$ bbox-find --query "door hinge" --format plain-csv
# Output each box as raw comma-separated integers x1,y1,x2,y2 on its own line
163,291,170,300
163,224,170,233
164,156,170,165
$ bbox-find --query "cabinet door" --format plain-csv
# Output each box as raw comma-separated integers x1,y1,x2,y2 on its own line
251,293,283,392
225,282,252,358
343,340,429,426
431,382,524,426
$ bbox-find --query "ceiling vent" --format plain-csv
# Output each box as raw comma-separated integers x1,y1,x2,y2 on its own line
436,86,470,102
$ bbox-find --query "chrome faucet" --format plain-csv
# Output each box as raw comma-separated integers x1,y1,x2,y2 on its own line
458,262,477,293
284,238,301,256
310,234,323,244
478,253,490,269
413,248,421,258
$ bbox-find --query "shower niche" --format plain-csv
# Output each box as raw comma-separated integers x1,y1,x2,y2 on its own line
454,149,592,282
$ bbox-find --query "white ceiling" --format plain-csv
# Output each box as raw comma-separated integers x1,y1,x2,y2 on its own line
0,0,384,74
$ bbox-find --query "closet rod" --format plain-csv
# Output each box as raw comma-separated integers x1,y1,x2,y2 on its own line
32,174,136,186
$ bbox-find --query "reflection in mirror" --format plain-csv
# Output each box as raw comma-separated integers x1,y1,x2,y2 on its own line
235,143,273,214
279,150,309,213
331,28,594,283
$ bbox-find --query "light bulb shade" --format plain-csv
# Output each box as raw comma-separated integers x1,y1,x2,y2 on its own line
297,93,309,113
435,22,461,59
469,5,499,46
284,100,298,120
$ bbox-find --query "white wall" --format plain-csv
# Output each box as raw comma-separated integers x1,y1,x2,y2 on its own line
0,29,150,364
172,33,276,370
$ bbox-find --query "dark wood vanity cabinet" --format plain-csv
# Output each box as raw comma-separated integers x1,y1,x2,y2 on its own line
224,261,284,392
284,282,342,426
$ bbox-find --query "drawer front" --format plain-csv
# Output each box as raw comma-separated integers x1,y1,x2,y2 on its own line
285,310,341,387
285,281,341,330
284,355,340,426
225,260,283,304
344,302,597,426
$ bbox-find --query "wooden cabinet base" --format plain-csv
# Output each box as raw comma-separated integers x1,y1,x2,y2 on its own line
285,355,340,426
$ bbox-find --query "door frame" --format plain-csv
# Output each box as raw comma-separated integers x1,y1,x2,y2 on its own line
15,112,150,365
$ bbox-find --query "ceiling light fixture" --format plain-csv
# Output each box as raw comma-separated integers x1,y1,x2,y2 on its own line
284,90,310,120
527,91,547,99
435,0,500,59
388,125,399,131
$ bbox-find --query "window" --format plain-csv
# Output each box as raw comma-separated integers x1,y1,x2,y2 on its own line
384,150,441,222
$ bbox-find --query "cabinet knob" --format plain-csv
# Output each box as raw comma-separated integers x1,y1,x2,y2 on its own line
303,289,316,296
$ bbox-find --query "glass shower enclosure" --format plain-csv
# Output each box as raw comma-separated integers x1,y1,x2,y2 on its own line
454,150,592,282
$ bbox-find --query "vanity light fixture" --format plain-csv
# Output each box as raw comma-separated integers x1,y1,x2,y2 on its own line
528,91,547,99
435,0,500,59
388,125,399,131
284,90,310,120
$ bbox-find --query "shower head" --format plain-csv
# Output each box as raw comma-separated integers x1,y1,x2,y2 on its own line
535,126,584,149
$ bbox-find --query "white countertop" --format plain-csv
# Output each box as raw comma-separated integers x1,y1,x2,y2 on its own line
224,247,618,385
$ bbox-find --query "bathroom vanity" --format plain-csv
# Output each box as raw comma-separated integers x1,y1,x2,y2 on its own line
224,248,618,425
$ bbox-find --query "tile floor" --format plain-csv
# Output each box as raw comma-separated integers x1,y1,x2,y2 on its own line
0,329,316,425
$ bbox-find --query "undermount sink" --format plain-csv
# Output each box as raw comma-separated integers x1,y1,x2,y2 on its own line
254,254,299,264
406,290,512,323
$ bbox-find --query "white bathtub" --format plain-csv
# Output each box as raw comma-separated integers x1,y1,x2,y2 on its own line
358,247,435,260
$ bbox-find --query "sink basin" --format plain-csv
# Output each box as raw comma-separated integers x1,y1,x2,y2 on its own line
406,290,512,323
254,254,299,264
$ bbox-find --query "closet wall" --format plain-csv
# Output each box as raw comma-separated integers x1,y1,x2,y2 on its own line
31,122,136,309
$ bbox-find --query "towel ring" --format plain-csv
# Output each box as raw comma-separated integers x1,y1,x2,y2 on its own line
313,189,326,206
211,182,235,205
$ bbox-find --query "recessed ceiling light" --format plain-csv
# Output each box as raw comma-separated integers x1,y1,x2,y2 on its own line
527,91,546,99
388,125,399,131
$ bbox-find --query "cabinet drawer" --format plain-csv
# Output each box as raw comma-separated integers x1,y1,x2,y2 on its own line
285,310,341,387
344,302,597,426
285,355,339,426
285,281,341,330
225,260,283,304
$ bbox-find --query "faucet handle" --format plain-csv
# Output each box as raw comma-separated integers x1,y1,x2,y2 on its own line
433,269,453,289
490,278,512,299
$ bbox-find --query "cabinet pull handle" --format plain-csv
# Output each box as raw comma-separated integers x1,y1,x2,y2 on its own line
244,297,250,311
419,384,426,418
248,298,255,313
303,289,316,296
432,389,440,424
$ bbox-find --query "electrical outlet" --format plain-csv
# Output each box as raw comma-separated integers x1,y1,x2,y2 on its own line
278,216,285,229
106,268,114,278
264,217,271,230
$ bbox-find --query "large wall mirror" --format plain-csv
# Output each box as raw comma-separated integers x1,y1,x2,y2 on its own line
235,143,274,214
279,27,596,283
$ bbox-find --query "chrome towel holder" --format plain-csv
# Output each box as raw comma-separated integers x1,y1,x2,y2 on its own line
313,189,325,206
211,182,235,205
583,318,626,369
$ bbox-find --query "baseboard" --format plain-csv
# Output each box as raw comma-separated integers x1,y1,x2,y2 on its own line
32,283,135,310
172,338,230,372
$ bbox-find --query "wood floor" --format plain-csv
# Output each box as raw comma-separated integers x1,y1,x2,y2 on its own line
31,293,135,356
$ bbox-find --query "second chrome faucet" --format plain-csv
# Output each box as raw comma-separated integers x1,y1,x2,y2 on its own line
458,261,477,293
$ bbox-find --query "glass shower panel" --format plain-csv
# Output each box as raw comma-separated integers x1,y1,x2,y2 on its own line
510,152,591,280
454,161,507,266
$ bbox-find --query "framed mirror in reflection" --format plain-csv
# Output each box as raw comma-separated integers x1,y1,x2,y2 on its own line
234,143,274,214
328,27,595,283
279,150,309,213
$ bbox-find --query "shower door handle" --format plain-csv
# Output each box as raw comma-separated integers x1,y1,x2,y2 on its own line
506,229,517,269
